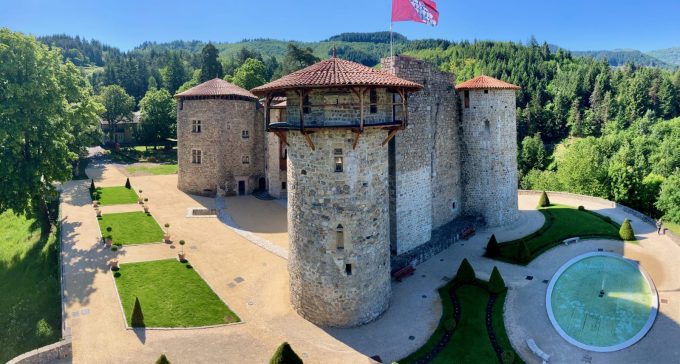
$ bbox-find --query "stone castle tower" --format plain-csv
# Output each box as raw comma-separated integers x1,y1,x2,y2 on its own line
456,76,520,227
252,57,422,327
175,79,265,196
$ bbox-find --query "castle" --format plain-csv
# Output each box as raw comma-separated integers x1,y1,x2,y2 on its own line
175,55,520,327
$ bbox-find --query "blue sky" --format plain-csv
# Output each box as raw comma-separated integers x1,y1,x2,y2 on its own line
1,0,679,51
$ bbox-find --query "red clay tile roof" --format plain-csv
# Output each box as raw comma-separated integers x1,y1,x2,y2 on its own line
455,75,520,91
175,78,257,100
251,58,423,95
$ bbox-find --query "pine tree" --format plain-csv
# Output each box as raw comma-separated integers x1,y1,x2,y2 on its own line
199,43,223,82
489,266,506,294
485,234,501,257
269,342,303,364
131,296,145,327
454,258,475,284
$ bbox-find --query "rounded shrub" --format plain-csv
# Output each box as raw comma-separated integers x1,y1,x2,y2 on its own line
537,191,551,208
485,234,500,258
501,350,515,364
269,342,303,364
454,258,476,284
489,266,506,294
444,318,456,332
620,218,636,241
517,241,531,263
113,271,121,278
111,246,118,252
578,205,585,211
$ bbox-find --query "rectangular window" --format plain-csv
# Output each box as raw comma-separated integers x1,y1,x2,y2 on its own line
334,157,343,172
345,264,352,276
281,182,287,190
242,156,250,164
242,130,249,138
336,224,344,250
191,149,202,164
464,90,470,108
191,120,201,133
369,88,378,114
179,99,184,110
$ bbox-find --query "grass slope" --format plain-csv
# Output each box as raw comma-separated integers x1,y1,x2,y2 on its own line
114,259,239,327
92,186,139,205
497,204,621,265
0,211,60,363
97,211,164,245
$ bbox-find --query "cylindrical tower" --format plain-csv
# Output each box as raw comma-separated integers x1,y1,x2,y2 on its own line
457,76,520,227
252,57,422,327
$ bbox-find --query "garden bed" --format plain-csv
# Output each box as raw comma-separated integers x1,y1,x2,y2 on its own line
113,259,239,327
495,204,622,265
97,211,164,245
91,186,139,205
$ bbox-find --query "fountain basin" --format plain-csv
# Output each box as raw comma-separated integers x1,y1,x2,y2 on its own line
546,252,658,352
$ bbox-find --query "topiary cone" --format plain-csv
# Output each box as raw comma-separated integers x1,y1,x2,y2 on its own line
155,354,170,364
269,342,303,364
538,191,550,207
131,296,145,327
489,266,506,293
125,177,131,189
517,240,531,263
454,258,476,284
620,218,636,241
485,234,500,257
90,179,96,191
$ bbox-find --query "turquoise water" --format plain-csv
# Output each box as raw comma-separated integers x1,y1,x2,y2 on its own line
550,255,654,348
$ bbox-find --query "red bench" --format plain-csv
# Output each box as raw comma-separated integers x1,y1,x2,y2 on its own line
392,265,415,282
461,227,476,240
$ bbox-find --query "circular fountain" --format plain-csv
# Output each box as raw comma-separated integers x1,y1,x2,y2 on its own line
546,252,658,352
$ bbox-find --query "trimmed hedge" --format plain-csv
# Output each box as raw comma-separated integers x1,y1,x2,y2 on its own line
538,191,550,207
155,354,170,364
489,266,506,294
455,258,476,284
131,296,145,327
485,234,500,257
269,342,303,364
125,177,131,189
620,218,636,241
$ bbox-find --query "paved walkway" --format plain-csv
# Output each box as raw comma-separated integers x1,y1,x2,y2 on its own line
60,162,680,363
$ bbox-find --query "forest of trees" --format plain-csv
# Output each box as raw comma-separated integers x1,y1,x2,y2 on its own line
29,31,680,226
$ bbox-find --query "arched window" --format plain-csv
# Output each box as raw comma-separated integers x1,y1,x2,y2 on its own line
484,120,491,134
336,224,344,250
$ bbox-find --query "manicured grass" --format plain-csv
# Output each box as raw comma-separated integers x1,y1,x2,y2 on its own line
92,186,138,205
114,259,239,327
399,280,522,364
496,204,622,265
0,210,61,363
666,221,680,236
97,211,164,245
126,164,178,175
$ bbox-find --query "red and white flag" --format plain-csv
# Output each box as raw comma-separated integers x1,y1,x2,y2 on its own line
392,0,439,26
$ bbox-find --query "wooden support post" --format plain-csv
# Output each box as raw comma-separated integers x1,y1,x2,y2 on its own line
274,131,289,147
352,130,362,150
382,128,399,146
297,89,308,133
398,89,407,128
351,87,368,131
303,132,315,151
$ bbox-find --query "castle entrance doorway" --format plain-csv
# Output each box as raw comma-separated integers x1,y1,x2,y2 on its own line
238,181,246,195
258,177,266,191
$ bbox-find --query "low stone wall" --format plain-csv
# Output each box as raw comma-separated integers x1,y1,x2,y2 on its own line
6,338,72,364
520,190,680,247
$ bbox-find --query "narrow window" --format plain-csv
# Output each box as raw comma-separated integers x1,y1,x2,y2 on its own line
336,224,344,250
464,90,470,108
334,148,343,172
484,120,491,134
179,99,184,110
303,95,311,114
242,156,250,164
242,130,249,139
281,182,287,190
191,149,202,164
345,264,352,275
484,89,489,94
191,120,201,133
369,88,378,114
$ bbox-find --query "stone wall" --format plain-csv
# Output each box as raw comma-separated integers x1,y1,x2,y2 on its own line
285,88,393,127
266,108,288,199
6,338,72,364
177,97,265,196
460,89,519,227
382,56,462,254
287,128,391,327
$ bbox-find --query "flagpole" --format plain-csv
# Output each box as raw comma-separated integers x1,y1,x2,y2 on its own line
390,0,394,71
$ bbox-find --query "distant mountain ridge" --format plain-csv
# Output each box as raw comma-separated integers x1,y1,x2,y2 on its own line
648,48,680,66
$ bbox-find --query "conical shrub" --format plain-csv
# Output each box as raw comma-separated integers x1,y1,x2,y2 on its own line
454,258,475,284
538,191,550,207
155,354,170,364
269,342,303,364
517,241,531,263
485,234,500,257
489,266,506,293
620,218,635,241
90,179,96,192
125,177,131,189
131,296,145,327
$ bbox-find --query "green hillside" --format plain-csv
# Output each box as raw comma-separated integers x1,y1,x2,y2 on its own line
648,47,680,66
570,49,675,69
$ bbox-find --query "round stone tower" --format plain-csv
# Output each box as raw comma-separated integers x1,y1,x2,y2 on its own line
456,76,520,227
252,57,422,327
175,78,264,196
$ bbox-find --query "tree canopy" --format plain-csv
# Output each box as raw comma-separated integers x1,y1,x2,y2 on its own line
96,85,135,143
230,58,268,90
138,88,176,147
199,43,223,82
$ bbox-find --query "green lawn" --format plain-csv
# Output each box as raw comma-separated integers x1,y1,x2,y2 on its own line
114,259,239,327
399,280,522,364
666,221,680,236
97,211,164,245
496,204,622,265
0,210,61,363
126,164,178,176
92,186,139,205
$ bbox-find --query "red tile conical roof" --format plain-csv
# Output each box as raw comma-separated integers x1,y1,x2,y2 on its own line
251,58,422,95
455,75,520,91
175,78,257,100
